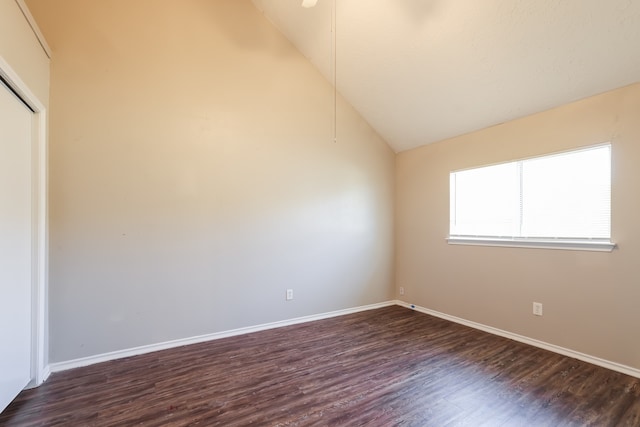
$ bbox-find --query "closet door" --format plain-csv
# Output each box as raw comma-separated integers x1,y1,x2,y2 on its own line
0,82,33,413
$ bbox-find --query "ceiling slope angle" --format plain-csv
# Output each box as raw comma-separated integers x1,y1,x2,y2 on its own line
252,0,640,152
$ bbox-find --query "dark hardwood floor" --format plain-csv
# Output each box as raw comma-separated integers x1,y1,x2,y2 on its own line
2,306,639,426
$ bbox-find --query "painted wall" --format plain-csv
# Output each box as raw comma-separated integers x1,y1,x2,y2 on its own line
396,84,640,370
0,0,49,105
26,0,395,363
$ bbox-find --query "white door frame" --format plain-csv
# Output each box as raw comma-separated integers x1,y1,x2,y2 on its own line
0,55,48,387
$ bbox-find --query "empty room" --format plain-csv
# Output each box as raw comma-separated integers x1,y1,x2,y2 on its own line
1,0,639,425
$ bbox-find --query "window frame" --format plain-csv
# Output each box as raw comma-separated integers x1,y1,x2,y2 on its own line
447,144,616,252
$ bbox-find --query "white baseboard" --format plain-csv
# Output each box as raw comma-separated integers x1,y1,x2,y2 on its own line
25,360,51,389
40,364,51,384
49,301,396,373
395,300,640,379
47,299,640,380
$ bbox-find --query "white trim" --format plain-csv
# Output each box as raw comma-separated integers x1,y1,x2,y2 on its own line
49,301,395,373
40,365,50,384
0,55,48,387
26,365,49,390
33,110,48,386
395,300,640,379
14,0,52,59
46,299,640,381
447,237,616,252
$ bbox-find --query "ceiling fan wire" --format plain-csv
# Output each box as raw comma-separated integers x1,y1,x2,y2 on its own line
333,0,337,143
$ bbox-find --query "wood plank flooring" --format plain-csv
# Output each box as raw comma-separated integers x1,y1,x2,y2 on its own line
2,306,639,426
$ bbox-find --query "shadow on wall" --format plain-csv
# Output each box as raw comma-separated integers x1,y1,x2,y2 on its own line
401,0,442,25
196,0,297,58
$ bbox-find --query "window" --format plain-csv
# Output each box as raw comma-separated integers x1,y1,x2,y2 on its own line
448,144,615,251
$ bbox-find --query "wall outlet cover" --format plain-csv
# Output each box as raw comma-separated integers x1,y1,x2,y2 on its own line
533,302,543,316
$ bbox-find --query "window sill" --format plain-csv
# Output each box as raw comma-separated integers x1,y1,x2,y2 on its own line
446,237,616,252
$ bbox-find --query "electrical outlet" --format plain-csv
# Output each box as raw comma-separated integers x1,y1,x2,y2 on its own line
399,287,405,296
533,302,543,316
286,289,294,301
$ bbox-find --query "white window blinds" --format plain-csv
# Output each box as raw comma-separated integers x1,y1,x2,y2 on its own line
450,144,611,241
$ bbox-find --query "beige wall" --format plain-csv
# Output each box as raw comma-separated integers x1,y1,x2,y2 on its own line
0,0,49,105
23,0,639,371
396,83,640,370
27,0,395,362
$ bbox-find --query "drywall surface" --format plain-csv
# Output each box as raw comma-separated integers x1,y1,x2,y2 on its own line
253,0,640,152
0,0,49,105
27,0,395,362
396,83,640,369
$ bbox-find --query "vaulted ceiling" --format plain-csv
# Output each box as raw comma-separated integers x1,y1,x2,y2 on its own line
252,0,640,152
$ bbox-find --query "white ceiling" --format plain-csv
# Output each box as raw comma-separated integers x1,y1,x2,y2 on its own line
252,0,640,152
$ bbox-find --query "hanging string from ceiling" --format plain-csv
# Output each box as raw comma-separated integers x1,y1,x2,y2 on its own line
332,0,337,143
302,0,337,143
